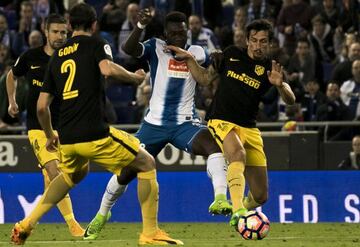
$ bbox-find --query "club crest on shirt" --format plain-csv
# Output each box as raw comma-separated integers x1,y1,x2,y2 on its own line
255,65,265,76
167,59,189,78
104,44,113,59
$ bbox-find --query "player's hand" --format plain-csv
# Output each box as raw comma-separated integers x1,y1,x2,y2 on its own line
46,133,59,152
8,102,19,118
210,50,224,72
284,25,293,35
138,8,152,26
267,60,284,87
134,69,146,85
102,3,114,13
164,45,193,60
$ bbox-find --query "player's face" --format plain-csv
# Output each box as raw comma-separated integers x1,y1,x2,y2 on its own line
188,16,201,35
246,30,270,60
0,15,7,32
313,21,325,38
46,23,68,50
353,137,360,154
326,83,340,101
352,60,360,81
165,22,187,48
296,42,310,56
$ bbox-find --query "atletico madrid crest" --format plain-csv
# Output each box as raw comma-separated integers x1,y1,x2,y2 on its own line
255,65,265,76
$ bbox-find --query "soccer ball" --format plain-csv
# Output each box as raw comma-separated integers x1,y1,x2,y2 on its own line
237,210,270,240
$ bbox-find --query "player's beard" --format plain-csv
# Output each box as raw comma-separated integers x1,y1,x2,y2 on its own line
49,40,65,50
253,50,264,60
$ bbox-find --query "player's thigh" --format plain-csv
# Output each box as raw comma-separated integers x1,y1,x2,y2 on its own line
28,130,59,168
87,127,141,175
135,121,168,157
244,128,266,166
191,128,222,156
43,160,61,180
208,119,246,162
58,143,89,180
172,122,206,153
207,119,244,152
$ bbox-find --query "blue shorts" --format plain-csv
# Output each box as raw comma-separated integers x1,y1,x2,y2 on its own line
135,121,207,157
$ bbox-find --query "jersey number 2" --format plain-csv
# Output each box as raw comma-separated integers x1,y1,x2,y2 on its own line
61,59,78,100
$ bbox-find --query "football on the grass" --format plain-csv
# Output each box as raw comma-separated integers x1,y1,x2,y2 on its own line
237,210,270,240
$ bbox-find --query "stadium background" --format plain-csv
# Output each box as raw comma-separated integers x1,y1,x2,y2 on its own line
1,132,360,224
0,0,359,227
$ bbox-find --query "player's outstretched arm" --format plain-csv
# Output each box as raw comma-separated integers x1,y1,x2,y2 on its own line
165,45,217,86
99,59,146,85
122,8,152,57
267,60,296,105
37,92,58,152
6,70,19,118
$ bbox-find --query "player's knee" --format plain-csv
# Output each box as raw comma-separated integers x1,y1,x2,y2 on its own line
143,153,155,171
136,149,156,172
226,147,246,163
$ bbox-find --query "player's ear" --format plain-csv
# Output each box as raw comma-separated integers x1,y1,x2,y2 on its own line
91,21,98,33
44,28,49,39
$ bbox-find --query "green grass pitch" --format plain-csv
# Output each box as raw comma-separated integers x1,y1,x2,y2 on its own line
0,222,359,246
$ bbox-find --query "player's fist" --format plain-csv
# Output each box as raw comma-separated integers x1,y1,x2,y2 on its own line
138,8,152,26
46,133,59,152
165,45,193,61
210,50,224,72
8,102,19,118
134,69,146,85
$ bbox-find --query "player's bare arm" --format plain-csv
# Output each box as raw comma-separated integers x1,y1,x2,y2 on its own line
6,69,19,117
165,45,218,86
99,59,145,85
267,60,295,105
37,92,58,152
122,8,152,57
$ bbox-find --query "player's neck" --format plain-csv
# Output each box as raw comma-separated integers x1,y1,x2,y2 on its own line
72,30,92,37
43,44,54,56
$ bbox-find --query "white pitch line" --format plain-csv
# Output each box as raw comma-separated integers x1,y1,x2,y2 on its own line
0,239,128,245
0,236,356,245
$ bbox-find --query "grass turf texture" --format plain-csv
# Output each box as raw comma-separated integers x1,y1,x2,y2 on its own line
0,223,359,246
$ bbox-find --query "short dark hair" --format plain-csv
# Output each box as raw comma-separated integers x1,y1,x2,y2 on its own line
20,1,33,9
311,14,326,25
306,80,319,85
246,19,274,41
69,3,97,31
45,14,66,30
297,37,310,46
165,11,187,28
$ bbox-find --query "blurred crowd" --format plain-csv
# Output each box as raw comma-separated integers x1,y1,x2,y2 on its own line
0,0,360,141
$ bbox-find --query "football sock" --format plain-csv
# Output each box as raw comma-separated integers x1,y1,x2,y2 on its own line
227,161,246,212
42,169,76,224
207,153,228,197
137,169,159,236
98,174,128,216
243,191,261,210
25,173,74,226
